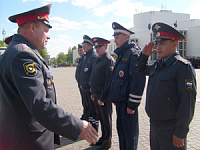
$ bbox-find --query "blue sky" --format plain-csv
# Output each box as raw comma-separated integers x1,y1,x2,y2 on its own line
0,0,200,57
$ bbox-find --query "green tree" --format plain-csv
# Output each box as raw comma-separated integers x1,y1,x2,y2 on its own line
66,47,73,65
57,52,67,63
0,40,6,47
38,48,48,58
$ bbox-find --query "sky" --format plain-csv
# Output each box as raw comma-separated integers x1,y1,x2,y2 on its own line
0,0,200,58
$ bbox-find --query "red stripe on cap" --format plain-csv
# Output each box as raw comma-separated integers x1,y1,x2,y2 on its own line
157,31,179,41
16,13,49,26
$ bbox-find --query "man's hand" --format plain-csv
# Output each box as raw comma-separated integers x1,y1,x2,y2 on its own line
80,121,98,144
91,95,94,101
127,107,135,114
173,135,184,147
98,100,104,106
142,42,156,56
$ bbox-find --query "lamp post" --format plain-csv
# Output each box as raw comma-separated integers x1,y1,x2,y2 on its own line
2,29,6,47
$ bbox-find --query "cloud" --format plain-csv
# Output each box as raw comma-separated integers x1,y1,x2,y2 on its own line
93,0,159,18
81,21,102,29
184,3,200,19
71,0,102,9
47,34,73,57
50,17,81,31
22,0,68,2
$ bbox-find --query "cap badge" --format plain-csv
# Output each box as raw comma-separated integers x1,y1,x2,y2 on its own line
154,24,161,30
95,42,98,46
93,38,97,42
119,70,124,77
156,32,160,37
113,24,115,28
37,16,49,22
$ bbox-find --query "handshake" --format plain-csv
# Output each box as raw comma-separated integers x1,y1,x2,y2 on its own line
80,120,98,145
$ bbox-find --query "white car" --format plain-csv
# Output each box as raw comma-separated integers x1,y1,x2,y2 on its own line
0,47,7,56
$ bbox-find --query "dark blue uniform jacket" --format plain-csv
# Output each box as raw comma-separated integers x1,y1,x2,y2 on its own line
109,41,146,110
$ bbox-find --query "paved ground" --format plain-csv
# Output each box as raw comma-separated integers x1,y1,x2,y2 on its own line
52,67,200,150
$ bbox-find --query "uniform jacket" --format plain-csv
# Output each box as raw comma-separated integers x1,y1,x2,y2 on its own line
137,52,196,138
80,48,98,92
90,53,115,102
75,56,84,86
0,34,83,150
109,41,146,110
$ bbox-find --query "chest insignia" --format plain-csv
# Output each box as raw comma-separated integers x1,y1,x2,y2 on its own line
23,62,37,76
84,68,88,72
185,79,194,91
131,47,138,55
119,70,124,77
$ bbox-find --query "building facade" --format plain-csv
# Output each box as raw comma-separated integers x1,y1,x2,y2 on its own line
108,10,200,60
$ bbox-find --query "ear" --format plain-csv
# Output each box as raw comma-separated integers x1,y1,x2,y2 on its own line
29,23,36,34
174,40,179,47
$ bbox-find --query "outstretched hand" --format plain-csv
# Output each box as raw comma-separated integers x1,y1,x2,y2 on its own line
142,42,156,56
80,120,98,145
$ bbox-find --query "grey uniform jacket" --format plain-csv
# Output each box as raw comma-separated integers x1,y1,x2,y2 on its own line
137,52,196,138
0,34,83,150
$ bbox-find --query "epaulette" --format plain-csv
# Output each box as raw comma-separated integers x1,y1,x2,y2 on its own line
130,47,138,56
21,44,32,52
106,53,113,60
175,55,190,64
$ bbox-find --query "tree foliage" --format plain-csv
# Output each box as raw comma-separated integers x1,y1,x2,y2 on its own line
57,52,67,64
38,48,48,58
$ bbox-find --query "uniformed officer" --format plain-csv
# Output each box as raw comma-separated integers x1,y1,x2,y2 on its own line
0,4,97,150
90,37,115,150
137,22,196,150
109,22,146,150
80,35,99,131
75,43,86,120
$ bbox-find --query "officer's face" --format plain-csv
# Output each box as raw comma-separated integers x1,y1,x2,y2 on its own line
78,48,84,57
32,21,50,50
82,43,93,52
114,34,129,48
95,45,106,56
156,40,178,59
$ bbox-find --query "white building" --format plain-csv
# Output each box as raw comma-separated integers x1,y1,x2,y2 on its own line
108,10,200,60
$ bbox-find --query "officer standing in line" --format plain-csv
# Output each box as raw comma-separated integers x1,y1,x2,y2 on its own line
90,37,115,150
137,22,196,149
80,35,99,131
0,4,97,150
109,22,146,150
75,43,86,120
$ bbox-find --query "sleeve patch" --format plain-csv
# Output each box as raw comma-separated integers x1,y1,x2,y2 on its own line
23,62,37,76
185,79,194,91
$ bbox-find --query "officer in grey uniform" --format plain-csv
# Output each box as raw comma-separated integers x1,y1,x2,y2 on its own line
137,22,196,150
80,35,99,131
0,4,97,150
90,37,115,150
75,43,86,120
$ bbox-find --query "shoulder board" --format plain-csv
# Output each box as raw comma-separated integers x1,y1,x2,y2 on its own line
21,44,32,52
175,55,190,64
106,54,115,62
130,47,138,56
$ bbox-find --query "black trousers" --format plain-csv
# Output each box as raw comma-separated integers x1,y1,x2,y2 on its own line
93,93,112,149
82,91,98,130
150,121,187,150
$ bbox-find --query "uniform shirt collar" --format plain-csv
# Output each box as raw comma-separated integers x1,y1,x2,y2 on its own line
163,52,179,67
114,40,129,56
